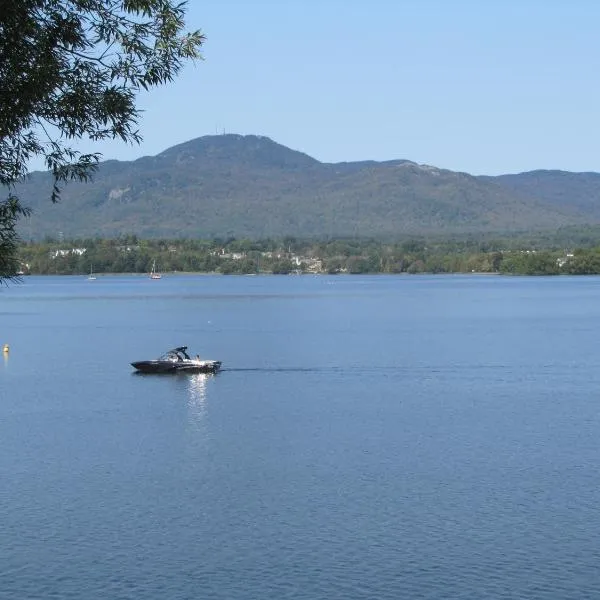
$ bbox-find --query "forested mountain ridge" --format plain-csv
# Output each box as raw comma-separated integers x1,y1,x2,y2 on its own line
483,170,600,218
13,134,598,240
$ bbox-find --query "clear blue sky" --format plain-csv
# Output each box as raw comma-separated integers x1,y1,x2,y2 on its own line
74,0,600,175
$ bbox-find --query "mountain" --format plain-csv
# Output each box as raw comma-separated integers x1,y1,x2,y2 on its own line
13,134,596,240
484,170,600,219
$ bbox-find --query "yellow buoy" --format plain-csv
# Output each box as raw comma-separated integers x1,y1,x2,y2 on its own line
2,344,9,353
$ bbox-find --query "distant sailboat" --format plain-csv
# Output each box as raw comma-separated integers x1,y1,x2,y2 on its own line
88,265,97,280
150,260,161,280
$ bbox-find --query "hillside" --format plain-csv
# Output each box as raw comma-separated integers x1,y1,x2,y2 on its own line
13,134,595,240
485,170,600,218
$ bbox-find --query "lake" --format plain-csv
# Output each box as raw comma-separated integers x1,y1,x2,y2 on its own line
2,274,600,599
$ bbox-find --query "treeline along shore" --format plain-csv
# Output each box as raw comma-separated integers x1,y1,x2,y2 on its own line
16,234,600,276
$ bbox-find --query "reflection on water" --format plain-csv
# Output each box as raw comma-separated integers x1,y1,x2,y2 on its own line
187,373,210,428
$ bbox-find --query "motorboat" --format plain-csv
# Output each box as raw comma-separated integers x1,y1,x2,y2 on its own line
131,346,222,374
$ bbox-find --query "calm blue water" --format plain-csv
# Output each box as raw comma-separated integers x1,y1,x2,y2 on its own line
2,274,600,599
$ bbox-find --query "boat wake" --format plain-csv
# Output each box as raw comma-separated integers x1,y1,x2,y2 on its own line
221,366,352,373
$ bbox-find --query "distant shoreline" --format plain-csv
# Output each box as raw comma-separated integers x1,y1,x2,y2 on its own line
19,271,568,278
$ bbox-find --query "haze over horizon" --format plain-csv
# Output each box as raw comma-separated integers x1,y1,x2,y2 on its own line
30,1,600,176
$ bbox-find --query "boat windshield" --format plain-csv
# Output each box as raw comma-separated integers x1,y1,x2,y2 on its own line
159,347,191,361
